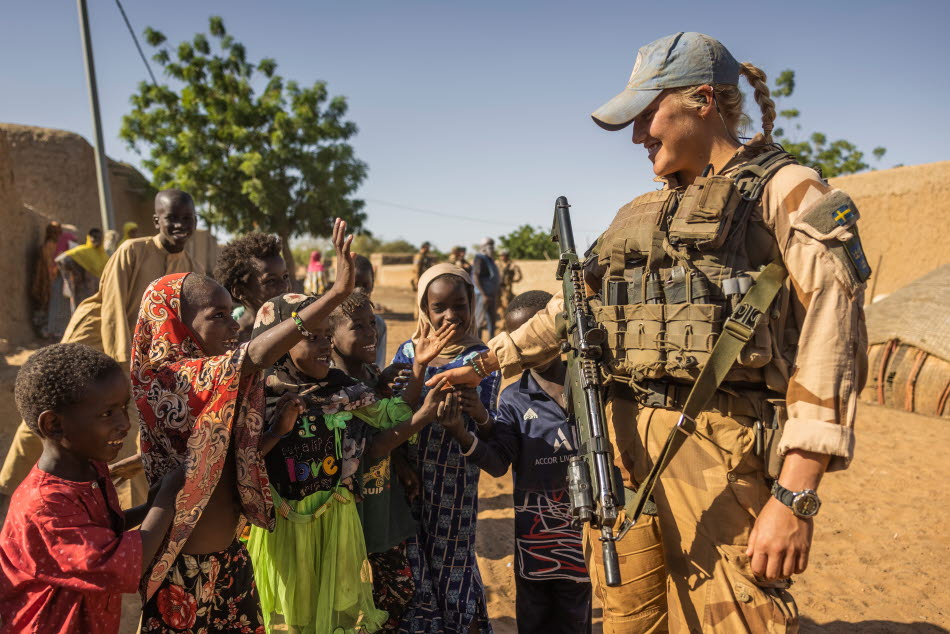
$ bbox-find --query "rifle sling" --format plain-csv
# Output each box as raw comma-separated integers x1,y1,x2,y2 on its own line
625,260,788,523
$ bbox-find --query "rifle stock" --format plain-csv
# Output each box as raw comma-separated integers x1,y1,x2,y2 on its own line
551,196,624,587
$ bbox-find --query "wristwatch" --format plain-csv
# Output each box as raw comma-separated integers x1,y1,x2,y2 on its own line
770,482,821,518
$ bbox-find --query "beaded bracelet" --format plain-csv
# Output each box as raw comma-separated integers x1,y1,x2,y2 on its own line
291,311,314,339
469,354,486,378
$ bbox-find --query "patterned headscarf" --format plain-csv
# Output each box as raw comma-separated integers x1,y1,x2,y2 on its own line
131,272,273,599
412,263,484,358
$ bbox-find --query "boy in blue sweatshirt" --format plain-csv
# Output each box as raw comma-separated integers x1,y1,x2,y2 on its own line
441,290,592,633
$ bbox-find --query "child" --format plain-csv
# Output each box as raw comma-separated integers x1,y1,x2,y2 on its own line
0,343,181,633
134,218,358,632
328,291,455,630
391,263,501,633
247,291,454,633
353,253,389,368
440,291,593,634
213,232,290,343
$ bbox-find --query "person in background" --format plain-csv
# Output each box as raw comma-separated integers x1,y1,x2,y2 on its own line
58,227,108,312
354,253,390,367
441,290,592,634
30,221,62,339
121,221,139,245
496,248,522,317
450,246,471,275
471,237,500,339
45,224,78,341
103,229,120,256
213,232,290,344
410,242,433,293
305,249,327,295
0,343,182,634
0,190,202,522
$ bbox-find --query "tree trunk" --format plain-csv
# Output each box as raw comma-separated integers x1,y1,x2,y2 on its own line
280,233,303,292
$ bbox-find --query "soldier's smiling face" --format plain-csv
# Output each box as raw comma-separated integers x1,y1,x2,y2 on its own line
631,90,708,181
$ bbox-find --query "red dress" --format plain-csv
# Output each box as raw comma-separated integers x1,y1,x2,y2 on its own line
0,462,142,633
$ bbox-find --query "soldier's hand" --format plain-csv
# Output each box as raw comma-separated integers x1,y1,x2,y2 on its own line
746,497,814,580
425,365,480,388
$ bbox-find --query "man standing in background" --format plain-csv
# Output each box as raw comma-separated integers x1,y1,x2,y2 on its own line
472,237,500,339
0,189,202,520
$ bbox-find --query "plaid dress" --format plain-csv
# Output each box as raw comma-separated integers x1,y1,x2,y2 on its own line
392,341,500,634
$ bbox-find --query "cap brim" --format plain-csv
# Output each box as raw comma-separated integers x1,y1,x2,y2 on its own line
591,88,662,131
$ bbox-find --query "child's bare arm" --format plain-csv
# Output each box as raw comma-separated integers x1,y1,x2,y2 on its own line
365,378,450,460
137,464,186,569
243,219,354,376
401,322,457,406
259,393,306,455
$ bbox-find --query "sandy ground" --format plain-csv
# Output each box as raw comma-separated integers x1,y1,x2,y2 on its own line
0,282,947,633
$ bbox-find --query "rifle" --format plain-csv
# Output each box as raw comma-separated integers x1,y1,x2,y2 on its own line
551,196,624,587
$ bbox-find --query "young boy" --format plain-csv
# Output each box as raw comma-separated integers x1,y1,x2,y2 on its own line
213,232,290,344
0,189,202,515
0,344,181,633
441,290,593,634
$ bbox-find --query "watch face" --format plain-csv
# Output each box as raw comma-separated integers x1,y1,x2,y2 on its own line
792,492,820,517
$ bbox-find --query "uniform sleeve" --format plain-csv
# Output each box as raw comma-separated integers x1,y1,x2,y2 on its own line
489,291,564,380
762,165,869,471
30,491,143,594
468,393,521,477
99,241,138,366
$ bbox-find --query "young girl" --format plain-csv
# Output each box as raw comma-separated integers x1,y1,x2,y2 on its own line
0,344,181,633
134,218,359,632
391,263,501,633
329,291,455,630
247,291,455,633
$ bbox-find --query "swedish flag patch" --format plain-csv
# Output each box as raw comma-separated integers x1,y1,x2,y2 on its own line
833,204,858,226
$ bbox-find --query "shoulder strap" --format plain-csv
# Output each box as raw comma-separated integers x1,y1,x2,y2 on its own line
625,260,788,523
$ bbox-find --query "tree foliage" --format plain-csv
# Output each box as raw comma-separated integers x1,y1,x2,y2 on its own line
497,225,558,260
771,70,885,178
120,16,367,252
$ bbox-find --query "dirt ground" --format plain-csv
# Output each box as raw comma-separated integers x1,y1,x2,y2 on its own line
0,282,947,633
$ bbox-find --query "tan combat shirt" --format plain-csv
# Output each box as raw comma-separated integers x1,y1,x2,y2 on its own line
489,163,868,471
62,234,203,365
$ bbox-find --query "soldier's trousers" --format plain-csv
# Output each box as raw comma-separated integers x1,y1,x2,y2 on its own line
593,392,799,633
0,411,148,509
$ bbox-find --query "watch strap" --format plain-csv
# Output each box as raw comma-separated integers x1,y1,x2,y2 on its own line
770,481,796,508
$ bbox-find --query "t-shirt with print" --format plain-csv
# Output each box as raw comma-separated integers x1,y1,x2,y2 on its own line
467,369,589,582
265,369,369,501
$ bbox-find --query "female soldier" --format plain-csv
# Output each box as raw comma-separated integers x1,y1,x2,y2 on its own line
435,32,868,634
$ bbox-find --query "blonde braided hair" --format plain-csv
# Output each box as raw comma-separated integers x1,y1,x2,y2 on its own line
675,62,777,145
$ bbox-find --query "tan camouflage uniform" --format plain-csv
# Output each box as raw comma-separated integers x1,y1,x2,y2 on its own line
487,159,868,633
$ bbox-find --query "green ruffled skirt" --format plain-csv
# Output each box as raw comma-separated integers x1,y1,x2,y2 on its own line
247,486,388,633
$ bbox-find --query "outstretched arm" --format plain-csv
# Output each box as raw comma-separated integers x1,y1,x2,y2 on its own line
243,219,355,376
365,378,450,460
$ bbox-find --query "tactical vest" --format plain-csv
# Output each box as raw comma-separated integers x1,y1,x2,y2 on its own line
590,147,798,384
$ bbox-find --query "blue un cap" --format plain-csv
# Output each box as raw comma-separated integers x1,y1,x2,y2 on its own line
591,32,740,131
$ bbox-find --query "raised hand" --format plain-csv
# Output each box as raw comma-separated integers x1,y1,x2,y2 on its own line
379,363,412,396
414,321,458,367
329,218,356,297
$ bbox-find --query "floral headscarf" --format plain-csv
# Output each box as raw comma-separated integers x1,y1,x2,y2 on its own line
412,262,484,357
131,273,273,599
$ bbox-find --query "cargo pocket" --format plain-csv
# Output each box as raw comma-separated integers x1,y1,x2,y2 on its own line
585,513,668,632
594,303,667,380
665,303,722,371
705,544,799,634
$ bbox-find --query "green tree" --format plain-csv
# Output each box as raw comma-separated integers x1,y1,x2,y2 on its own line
120,16,367,270
771,70,885,178
498,225,558,260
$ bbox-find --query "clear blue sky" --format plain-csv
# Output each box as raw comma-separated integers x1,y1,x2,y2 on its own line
3,0,948,251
